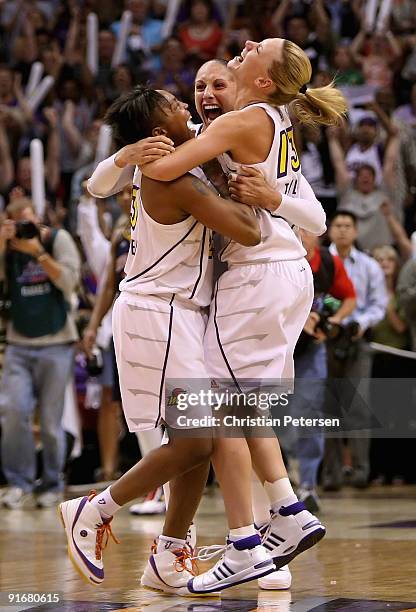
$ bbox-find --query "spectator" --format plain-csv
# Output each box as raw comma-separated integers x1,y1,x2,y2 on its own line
370,245,412,485
178,0,223,64
397,257,416,351
327,126,402,251
151,37,195,106
394,82,416,129
350,25,401,90
283,228,356,512
111,0,163,74
271,0,332,73
0,197,80,508
322,211,388,491
332,43,364,86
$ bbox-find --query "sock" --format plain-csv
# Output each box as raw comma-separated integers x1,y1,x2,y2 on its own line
163,481,170,507
157,534,186,553
90,486,122,520
264,477,298,513
251,473,272,527
228,525,257,541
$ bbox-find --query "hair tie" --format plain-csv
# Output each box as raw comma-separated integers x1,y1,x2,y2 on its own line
299,84,308,94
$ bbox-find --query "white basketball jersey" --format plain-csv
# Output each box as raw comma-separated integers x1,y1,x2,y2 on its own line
218,103,306,265
119,166,213,308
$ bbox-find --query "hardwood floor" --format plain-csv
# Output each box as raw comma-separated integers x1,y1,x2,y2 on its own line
1,485,415,611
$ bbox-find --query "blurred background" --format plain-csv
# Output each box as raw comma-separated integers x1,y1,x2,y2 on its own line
0,0,415,513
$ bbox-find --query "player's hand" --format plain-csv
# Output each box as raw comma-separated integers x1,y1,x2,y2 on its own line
228,166,281,211
114,137,175,168
83,327,97,358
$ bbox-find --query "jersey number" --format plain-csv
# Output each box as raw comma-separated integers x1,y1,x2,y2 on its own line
130,185,139,230
277,126,300,179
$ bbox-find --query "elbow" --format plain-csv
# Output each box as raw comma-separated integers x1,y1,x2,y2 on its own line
242,226,261,247
87,178,106,199
309,220,327,236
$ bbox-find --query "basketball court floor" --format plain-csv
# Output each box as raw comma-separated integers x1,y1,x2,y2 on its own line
1,485,416,612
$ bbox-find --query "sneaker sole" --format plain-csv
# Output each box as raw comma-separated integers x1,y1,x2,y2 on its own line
58,503,103,586
188,558,276,594
140,564,219,598
258,574,292,590
273,527,325,570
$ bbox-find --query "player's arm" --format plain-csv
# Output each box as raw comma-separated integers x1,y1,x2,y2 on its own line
88,136,175,198
229,168,326,235
83,239,118,356
146,174,261,246
141,112,246,182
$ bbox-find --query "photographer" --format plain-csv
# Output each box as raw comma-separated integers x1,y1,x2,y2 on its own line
322,211,388,491
286,229,356,512
0,197,80,509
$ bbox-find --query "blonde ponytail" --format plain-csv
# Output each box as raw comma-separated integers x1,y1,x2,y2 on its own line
268,40,347,126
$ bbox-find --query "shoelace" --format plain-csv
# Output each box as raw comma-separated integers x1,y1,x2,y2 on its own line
150,539,198,575
193,544,227,562
86,490,120,561
95,518,120,561
261,513,278,545
174,547,198,575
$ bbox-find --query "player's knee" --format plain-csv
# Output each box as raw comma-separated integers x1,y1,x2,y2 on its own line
185,436,213,465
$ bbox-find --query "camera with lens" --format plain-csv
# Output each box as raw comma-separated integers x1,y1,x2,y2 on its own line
15,220,40,240
86,345,104,377
331,321,360,361
315,295,343,340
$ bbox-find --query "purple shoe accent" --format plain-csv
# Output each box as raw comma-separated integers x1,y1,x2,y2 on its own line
149,554,171,587
72,496,89,528
254,559,274,570
232,534,261,551
187,560,275,594
70,498,104,580
273,526,325,570
279,501,306,516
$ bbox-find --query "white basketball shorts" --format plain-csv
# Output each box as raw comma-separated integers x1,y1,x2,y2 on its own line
113,292,210,432
204,258,314,387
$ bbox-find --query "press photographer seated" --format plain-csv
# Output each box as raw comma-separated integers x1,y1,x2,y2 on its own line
0,197,80,509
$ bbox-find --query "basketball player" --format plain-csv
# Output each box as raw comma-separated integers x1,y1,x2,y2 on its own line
84,54,333,594
58,87,277,592
138,38,347,594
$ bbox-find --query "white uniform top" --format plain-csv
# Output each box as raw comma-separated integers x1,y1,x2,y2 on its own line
217,103,307,265
119,166,213,308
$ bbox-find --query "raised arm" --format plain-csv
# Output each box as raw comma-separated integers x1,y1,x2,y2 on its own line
88,136,175,198
326,127,351,191
143,174,261,247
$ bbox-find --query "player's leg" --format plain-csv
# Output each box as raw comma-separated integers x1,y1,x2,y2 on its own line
189,269,281,594
59,294,213,587
246,261,325,569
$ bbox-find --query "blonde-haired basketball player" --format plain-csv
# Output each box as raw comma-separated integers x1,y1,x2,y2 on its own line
138,38,347,593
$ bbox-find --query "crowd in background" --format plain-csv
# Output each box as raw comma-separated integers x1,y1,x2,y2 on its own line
0,0,416,507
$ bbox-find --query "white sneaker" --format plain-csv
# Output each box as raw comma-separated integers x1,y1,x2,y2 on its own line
141,546,197,595
258,565,292,590
58,491,119,585
2,486,35,509
36,490,63,508
188,534,275,594
130,487,166,515
262,500,325,569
